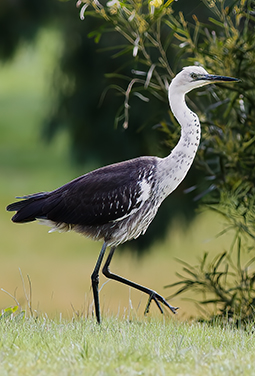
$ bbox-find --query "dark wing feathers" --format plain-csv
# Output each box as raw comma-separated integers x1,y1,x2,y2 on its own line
7,157,156,226
7,194,50,223
6,192,46,212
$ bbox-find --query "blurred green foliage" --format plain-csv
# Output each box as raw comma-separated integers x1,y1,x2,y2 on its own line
0,0,58,59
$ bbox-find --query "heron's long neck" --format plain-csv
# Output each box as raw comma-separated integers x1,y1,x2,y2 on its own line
170,92,201,158
157,91,201,199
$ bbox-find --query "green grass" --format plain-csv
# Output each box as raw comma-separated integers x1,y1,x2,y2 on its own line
1,316,255,376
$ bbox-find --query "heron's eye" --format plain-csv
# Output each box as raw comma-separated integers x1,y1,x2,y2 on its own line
190,73,198,80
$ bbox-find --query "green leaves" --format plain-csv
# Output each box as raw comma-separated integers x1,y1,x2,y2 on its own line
74,0,255,321
166,240,255,324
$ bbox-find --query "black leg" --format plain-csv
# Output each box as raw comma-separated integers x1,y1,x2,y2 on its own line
91,242,107,324
102,247,178,316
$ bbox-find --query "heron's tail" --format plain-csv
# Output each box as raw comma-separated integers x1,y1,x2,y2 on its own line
6,192,49,223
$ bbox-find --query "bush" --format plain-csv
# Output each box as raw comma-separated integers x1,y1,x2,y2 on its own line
76,0,255,322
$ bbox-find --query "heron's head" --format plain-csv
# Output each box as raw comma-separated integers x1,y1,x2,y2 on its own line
170,66,238,95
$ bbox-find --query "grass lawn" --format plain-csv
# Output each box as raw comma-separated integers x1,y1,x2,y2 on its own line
1,316,255,376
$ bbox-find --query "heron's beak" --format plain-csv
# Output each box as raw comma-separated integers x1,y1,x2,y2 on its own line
203,74,239,83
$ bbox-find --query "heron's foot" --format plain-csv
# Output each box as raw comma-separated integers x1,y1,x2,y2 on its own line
144,291,178,316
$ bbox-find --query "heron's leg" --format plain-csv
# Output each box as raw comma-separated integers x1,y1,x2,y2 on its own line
91,242,107,324
102,247,178,316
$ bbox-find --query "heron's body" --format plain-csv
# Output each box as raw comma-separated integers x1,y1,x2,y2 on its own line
10,157,158,246
7,66,238,323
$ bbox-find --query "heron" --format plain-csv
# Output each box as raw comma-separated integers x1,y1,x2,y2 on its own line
6,66,238,323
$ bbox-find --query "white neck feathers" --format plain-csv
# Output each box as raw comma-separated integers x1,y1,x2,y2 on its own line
169,89,201,160
156,85,201,200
